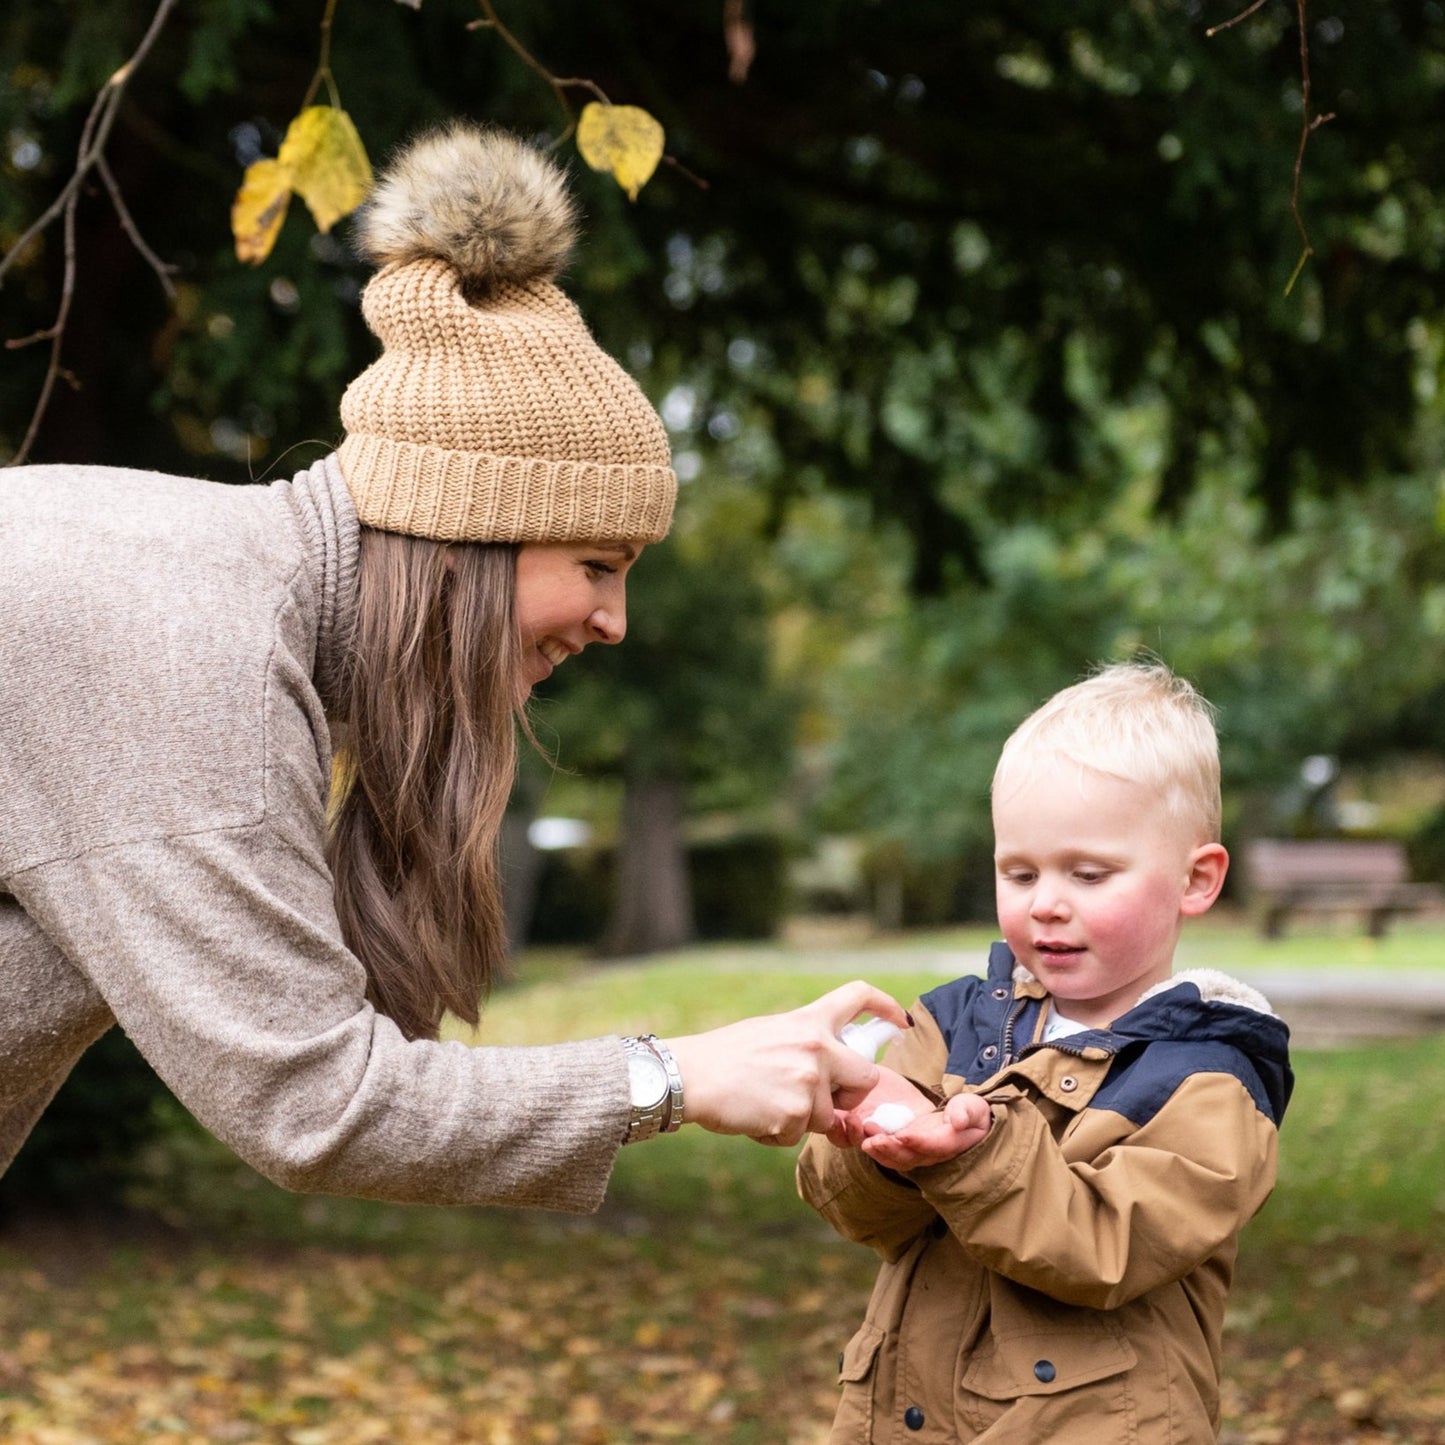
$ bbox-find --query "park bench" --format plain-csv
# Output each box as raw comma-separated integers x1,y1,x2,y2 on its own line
1243,838,1444,939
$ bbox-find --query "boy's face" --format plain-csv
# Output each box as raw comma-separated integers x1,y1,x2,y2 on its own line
992,755,1225,1029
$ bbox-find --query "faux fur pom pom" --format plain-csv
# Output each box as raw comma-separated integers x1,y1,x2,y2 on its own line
353,123,578,291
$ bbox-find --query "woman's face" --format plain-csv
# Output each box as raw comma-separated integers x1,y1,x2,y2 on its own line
513,541,643,690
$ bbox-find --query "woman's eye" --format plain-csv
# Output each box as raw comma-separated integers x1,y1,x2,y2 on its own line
584,559,617,577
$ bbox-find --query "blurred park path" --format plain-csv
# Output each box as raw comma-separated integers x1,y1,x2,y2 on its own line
689,917,1445,1049
1227,968,1445,1047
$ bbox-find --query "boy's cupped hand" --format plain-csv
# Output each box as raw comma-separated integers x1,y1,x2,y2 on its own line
827,1064,993,1170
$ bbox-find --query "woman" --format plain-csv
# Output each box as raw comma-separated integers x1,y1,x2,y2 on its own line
0,123,905,1210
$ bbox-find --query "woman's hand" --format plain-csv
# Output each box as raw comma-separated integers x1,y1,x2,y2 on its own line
661,981,911,1147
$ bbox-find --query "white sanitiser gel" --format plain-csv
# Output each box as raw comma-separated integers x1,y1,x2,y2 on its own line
864,1102,916,1134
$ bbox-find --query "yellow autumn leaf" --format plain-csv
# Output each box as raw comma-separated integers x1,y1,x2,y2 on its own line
232,157,293,265
277,105,373,233
576,101,665,201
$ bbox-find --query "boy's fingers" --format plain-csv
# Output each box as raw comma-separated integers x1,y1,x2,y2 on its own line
862,1137,916,1168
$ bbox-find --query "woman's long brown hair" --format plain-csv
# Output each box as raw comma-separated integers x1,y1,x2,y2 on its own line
327,527,522,1041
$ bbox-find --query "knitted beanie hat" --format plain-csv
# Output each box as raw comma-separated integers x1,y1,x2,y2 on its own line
336,124,676,544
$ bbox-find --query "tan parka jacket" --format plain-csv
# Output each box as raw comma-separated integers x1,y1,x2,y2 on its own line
797,943,1293,1444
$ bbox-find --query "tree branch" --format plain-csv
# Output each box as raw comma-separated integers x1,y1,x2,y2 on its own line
1205,0,1272,39
1207,0,1335,295
465,0,705,191
1285,0,1335,292
0,0,181,465
98,156,178,300
300,0,341,110
468,0,611,143
723,0,756,85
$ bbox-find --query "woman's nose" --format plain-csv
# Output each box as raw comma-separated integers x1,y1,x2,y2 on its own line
588,597,626,644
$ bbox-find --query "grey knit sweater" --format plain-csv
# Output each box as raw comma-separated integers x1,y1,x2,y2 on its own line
0,456,628,1208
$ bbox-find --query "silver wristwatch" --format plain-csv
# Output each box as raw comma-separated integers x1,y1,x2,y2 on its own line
621,1035,685,1145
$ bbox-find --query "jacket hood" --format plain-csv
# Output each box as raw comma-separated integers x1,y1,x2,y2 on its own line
990,944,1295,1125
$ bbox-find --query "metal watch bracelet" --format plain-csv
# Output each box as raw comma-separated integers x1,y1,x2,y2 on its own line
639,1034,685,1134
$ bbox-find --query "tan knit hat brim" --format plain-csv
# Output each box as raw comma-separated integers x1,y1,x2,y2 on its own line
337,433,676,543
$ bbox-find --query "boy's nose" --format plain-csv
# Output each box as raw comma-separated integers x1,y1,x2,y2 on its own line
1029,884,1070,921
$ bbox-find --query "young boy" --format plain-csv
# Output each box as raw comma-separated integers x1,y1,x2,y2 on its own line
797,662,1293,1443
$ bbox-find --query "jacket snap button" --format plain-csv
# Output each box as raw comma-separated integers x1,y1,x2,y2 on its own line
1034,1359,1057,1383
904,1406,926,1430
1059,1075,1079,1092
991,987,1009,1000
982,1045,998,1060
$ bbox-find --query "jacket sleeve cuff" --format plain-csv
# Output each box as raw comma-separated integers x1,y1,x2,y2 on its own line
797,1135,937,1261
906,1097,1027,1205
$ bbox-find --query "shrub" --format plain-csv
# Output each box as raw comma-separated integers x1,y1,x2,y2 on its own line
0,1028,170,1215
524,834,790,946
1408,805,1445,884
690,834,788,940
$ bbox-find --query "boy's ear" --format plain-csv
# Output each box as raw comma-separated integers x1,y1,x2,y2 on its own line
1180,843,1229,916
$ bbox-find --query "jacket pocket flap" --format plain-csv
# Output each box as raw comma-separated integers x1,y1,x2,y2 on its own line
960,1328,1137,1400
838,1322,887,1383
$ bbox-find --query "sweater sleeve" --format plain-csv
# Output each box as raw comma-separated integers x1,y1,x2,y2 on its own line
908,1070,1280,1309
12,832,629,1210
2,464,631,1210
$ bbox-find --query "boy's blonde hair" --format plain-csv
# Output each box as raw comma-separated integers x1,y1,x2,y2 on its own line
993,661,1222,842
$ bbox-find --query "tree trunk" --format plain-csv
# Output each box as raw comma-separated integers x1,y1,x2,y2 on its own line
499,806,545,960
601,773,694,957
499,768,545,959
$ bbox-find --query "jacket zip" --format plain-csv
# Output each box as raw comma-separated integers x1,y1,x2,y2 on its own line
1000,999,1028,1065
1021,1037,1118,1061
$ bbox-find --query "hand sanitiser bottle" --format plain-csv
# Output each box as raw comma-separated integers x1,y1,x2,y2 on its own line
840,1018,915,1133
840,1017,903,1061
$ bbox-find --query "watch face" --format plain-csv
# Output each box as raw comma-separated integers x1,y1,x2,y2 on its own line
627,1050,669,1109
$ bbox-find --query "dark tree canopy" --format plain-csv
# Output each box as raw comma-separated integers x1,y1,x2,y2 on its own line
6,1,1445,588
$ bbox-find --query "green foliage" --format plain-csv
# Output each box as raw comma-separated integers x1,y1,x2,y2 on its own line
10,0,1445,560
861,840,998,927
8,3,1445,1207
538,485,798,798
525,846,612,947
804,452,1445,865
179,0,276,103
6,2,1445,809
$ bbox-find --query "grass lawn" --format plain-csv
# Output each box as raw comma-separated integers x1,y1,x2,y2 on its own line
1,913,1443,1443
